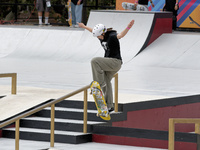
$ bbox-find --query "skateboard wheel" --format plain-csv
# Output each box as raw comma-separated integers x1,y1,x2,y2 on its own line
96,113,99,117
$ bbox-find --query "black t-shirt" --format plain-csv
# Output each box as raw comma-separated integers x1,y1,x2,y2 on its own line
99,31,122,60
138,0,149,5
164,0,178,16
71,0,83,5
165,0,176,11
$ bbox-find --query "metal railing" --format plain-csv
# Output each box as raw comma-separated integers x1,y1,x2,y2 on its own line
0,73,118,150
0,73,17,94
168,118,200,150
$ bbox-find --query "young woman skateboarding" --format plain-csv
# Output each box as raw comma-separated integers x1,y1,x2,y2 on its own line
78,20,134,112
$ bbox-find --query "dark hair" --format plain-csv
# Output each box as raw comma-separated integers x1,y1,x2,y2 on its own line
107,28,117,32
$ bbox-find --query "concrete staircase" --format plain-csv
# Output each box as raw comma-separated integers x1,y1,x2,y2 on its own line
1,100,108,144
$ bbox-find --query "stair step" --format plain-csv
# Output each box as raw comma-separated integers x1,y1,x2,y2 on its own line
55,100,97,110
44,107,98,113
55,100,123,112
35,107,111,122
4,127,87,135
20,116,105,132
23,117,102,125
3,127,92,144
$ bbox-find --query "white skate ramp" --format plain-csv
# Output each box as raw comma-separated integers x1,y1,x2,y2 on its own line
0,11,155,63
0,10,159,91
131,33,200,69
119,32,200,96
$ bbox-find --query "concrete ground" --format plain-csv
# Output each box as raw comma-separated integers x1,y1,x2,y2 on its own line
0,138,167,150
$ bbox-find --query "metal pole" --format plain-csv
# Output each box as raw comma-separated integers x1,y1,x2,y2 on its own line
14,0,18,21
195,123,200,134
83,89,88,133
15,120,20,150
50,104,55,147
12,73,17,94
95,0,98,9
168,119,175,150
114,73,118,112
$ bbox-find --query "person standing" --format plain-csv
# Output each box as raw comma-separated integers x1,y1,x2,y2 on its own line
78,20,134,112
163,0,179,30
36,0,51,25
71,0,83,27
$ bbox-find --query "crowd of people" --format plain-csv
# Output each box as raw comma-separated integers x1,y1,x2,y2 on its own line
35,0,83,27
35,0,179,30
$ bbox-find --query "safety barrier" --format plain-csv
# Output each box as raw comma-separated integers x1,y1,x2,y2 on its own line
0,73,118,150
0,73,17,94
168,118,200,150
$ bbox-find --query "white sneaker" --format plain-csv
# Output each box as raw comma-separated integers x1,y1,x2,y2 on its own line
74,25,79,28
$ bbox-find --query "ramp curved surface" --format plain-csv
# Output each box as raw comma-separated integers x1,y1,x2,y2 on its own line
0,10,172,96
120,32,200,96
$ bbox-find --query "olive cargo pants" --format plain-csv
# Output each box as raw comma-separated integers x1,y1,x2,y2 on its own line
91,57,122,108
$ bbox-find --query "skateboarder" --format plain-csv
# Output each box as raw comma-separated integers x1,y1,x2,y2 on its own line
78,20,134,112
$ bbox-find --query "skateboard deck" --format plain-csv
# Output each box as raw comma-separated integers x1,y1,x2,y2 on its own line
67,1,72,27
122,2,148,11
90,81,111,121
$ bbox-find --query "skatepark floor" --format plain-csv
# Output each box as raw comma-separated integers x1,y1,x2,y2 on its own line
1,13,200,149
0,138,166,150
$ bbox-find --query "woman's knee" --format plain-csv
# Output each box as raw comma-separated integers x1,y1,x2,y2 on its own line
91,57,101,65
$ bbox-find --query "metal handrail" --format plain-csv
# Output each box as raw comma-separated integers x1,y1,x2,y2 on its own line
0,73,118,150
0,73,17,94
168,118,200,150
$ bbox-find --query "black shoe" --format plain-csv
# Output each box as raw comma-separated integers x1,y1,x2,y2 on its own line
108,107,114,113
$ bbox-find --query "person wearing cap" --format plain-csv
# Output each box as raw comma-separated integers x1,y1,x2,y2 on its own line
78,20,134,112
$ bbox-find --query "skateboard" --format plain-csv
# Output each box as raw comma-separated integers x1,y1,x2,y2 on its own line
67,0,72,27
122,2,148,11
189,16,200,27
90,81,111,121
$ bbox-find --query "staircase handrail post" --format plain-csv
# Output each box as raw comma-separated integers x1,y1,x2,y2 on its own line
83,89,88,133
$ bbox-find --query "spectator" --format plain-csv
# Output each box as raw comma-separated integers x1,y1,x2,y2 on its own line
163,0,179,30
36,0,51,25
71,0,83,27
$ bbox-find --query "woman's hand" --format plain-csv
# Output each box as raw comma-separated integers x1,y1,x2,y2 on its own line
77,22,85,28
127,20,134,29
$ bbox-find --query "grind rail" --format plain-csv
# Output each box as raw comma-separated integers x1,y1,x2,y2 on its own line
168,118,200,150
0,73,118,150
0,73,17,94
